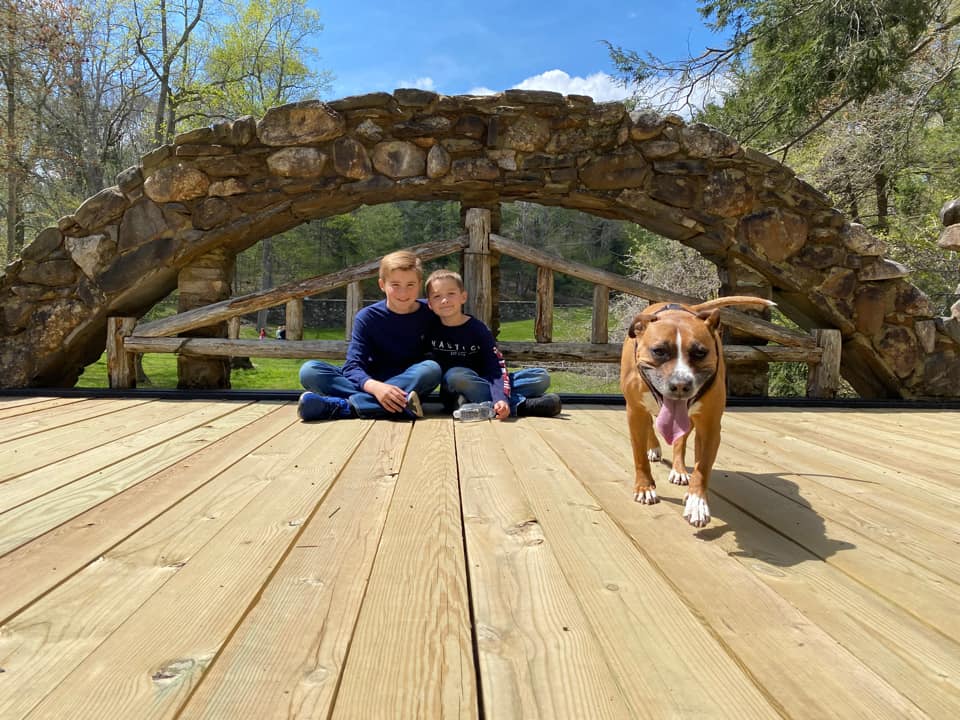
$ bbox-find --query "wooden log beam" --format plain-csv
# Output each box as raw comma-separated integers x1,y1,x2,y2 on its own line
346,281,362,339
135,237,468,338
807,329,842,398
285,298,303,341
535,267,553,343
122,337,822,366
463,208,493,327
592,285,609,344
489,233,813,348
107,317,138,389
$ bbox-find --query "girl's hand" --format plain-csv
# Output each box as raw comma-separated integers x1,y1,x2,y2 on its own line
493,400,510,420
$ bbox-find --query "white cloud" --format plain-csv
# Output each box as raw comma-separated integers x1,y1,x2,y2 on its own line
466,85,498,96
398,76,436,91
511,69,630,102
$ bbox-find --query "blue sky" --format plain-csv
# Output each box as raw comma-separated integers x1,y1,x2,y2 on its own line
312,1,728,104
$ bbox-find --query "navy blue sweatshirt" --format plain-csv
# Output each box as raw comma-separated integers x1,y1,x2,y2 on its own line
342,300,432,390
428,315,510,405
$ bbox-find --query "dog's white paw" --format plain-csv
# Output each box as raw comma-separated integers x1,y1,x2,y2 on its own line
634,488,659,504
647,447,662,462
668,468,690,485
682,493,710,527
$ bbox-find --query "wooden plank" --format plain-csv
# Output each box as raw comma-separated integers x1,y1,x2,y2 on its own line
0,399,231,484
0,402,268,555
456,420,631,719
0,406,296,719
178,421,410,719
332,418,477,720
0,397,153,444
17,417,373,720
134,237,468,338
489,232,815,347
535,266,553,343
539,408,931,719
591,284,609,344
0,396,86,420
492,418,780,718
464,207,493,328
0,402,290,623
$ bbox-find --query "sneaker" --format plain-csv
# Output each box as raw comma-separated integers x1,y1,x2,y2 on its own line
517,393,562,417
405,390,424,419
298,392,351,421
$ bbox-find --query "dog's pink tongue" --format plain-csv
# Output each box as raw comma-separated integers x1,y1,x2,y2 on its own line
656,398,691,445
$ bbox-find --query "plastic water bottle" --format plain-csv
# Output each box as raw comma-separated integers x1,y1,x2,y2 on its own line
453,401,496,422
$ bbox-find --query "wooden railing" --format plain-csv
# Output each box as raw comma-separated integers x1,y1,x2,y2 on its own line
107,209,842,397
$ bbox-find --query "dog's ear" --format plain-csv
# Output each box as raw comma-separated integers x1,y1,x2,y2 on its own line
628,313,658,338
697,309,721,330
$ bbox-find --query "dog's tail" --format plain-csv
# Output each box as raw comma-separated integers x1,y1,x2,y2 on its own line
690,296,776,313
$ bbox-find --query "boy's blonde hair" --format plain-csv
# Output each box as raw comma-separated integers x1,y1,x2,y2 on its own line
379,250,422,281
424,268,464,294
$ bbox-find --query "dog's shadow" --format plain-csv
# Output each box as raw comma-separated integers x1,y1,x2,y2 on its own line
680,466,856,567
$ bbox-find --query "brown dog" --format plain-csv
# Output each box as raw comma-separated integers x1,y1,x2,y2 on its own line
620,297,775,527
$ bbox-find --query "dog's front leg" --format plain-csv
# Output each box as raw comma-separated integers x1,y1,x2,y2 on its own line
626,404,659,504
668,432,691,486
683,419,721,527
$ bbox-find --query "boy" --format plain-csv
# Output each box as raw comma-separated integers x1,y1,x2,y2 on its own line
425,268,561,419
297,250,441,421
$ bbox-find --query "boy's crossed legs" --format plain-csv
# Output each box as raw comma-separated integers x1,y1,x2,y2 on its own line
442,367,561,417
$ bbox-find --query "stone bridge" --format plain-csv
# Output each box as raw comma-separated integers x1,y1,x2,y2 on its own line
1,89,958,397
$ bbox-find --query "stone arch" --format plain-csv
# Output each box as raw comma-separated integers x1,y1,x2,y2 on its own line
1,89,958,397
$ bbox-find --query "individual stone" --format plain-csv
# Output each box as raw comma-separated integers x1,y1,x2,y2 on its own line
193,197,233,230
392,115,452,137
500,115,551,152
877,325,920,379
394,88,439,107
894,283,935,317
939,198,960,227
588,102,627,126
117,198,169,252
485,149,517,171
682,123,740,158
954,299,960,320
230,116,258,146
116,166,144,196
937,224,960,251
451,157,500,181
19,259,77,286
74,187,128,231
454,115,486,139
427,143,451,178
141,145,172,173
176,144,232,157
737,208,808,261
371,140,426,178
629,110,664,140
209,178,248,197
649,175,695,208
818,268,857,298
504,89,564,105
797,243,846,270
355,119,385,143
858,258,911,281
843,223,887,256
21,227,63,262
266,147,327,177
579,152,649,190
701,169,755,218
328,92,395,110
854,285,892,337
640,140,680,159
143,164,210,203
66,233,116,278
942,317,960,344
914,319,937,353
257,100,345,146
333,137,372,179
441,138,484,153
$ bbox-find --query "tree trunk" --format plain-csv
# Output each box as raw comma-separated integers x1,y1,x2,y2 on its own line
4,45,19,261
875,171,888,230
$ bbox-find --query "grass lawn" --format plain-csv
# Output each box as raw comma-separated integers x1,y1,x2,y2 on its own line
75,309,623,394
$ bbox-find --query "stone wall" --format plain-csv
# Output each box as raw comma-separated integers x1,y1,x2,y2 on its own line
1,89,958,397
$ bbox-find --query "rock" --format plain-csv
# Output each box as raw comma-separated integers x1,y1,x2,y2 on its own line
116,166,144,196
854,285,893,337
332,137,372,180
371,140,426,178
681,123,740,158
19,259,77,286
877,325,920,379
640,140,680,159
355,119,385,143
504,89,564,105
21,227,63,262
230,116,257,146
454,115,486,139
450,158,500,181
499,115,551,152
328,92,395,111
427,144,451,178
144,164,210,203
74,187,128,231
193,197,233,230
629,110,664,140
701,169,755,217
394,88,439,107
579,152,649,190
818,268,857,299
174,127,215,145
737,208,808,262
209,178,248,197
914,319,937,353
392,115,452,137
118,198,170,252
939,198,960,227
858,258,911,281
485,149,516,171
266,147,327,177
937,224,960,251
843,223,887,255
257,100,345,146
66,233,116,278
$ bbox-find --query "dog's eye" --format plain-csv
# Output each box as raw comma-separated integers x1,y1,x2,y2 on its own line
650,345,670,361
689,345,709,362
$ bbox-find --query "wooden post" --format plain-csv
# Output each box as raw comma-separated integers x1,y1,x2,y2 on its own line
227,317,241,339
286,298,303,340
535,266,554,343
463,207,492,327
807,329,842,398
591,285,609,344
106,317,137,389
176,248,234,389
345,281,362,339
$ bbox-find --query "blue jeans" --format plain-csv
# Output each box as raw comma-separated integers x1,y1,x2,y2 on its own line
299,360,441,419
441,367,550,416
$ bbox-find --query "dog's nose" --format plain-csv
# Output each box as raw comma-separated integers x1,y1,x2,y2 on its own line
669,379,692,394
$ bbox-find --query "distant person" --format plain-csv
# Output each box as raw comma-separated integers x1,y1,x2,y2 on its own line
258,327,266,340
276,324,287,340
297,250,440,421
424,268,561,418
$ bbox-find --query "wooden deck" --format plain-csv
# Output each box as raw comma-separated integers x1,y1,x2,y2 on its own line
0,396,958,719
